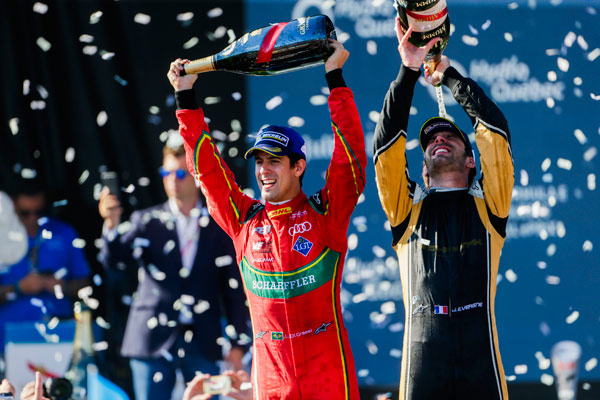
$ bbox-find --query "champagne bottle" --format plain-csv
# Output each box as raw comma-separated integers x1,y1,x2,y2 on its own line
182,14,336,76
64,302,96,400
394,0,450,72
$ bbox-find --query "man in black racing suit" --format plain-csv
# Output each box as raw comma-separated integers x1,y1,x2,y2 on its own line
373,23,514,399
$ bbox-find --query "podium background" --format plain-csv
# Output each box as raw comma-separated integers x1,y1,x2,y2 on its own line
1,0,599,397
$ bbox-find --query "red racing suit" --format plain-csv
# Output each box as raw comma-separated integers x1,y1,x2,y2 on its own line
175,70,366,400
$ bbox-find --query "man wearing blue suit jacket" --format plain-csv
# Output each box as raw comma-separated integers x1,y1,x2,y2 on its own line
98,141,249,400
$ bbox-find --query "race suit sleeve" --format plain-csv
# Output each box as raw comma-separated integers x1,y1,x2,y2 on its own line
443,67,514,228
175,89,257,240
318,69,367,244
373,66,421,246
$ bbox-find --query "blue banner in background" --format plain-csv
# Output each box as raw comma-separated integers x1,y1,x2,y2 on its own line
244,0,600,387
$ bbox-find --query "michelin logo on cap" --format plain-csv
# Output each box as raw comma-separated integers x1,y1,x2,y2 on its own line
258,131,289,146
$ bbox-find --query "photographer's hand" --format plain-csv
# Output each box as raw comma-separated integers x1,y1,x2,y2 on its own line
20,372,49,400
182,374,212,400
0,378,15,397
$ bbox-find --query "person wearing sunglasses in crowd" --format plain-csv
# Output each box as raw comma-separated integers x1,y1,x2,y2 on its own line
0,181,91,373
98,142,250,400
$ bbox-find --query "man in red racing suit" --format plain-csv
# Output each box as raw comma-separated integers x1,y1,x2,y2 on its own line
167,41,366,399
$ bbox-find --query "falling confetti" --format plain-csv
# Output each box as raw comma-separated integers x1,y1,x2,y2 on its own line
266,96,283,110
33,2,48,14
565,310,579,324
462,35,479,47
134,13,151,25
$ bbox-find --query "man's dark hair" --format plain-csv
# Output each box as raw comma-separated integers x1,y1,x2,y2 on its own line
288,153,306,187
10,178,45,199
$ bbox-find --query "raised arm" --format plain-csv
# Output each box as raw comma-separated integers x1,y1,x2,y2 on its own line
314,41,367,239
168,59,257,239
373,22,439,241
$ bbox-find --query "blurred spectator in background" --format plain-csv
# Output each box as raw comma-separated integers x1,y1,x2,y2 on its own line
0,181,91,364
0,191,28,269
98,141,249,400
182,370,251,400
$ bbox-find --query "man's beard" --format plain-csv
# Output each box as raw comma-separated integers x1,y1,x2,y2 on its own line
425,152,467,178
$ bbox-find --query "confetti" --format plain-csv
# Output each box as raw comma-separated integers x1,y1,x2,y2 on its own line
557,57,569,72
574,129,587,144
114,75,128,86
232,92,242,101
33,2,48,14
577,35,589,51
65,147,75,162
79,34,94,43
21,168,37,179
36,37,52,51
481,20,491,30
100,51,114,60
309,95,327,106
30,100,46,110
96,111,108,126
565,310,579,324
366,40,377,55
505,269,518,283
9,118,19,135
177,12,194,22
82,45,97,55
504,32,513,42
468,25,478,35
229,278,239,289
207,8,223,18
183,37,199,49
514,365,528,374
462,35,478,47
541,374,554,386
556,158,572,170
89,11,102,24
585,358,598,371
134,13,151,25
546,275,560,285
215,255,233,267
266,96,283,110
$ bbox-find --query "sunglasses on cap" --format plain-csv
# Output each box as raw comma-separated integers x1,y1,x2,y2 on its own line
159,167,187,180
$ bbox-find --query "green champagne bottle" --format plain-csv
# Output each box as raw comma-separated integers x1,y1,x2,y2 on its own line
64,302,96,400
182,15,336,76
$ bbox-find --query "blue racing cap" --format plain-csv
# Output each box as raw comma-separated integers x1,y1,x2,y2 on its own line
244,125,307,160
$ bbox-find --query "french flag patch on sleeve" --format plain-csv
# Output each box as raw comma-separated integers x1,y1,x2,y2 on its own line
434,305,448,315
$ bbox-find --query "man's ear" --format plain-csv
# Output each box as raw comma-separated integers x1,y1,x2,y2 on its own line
422,161,429,178
466,156,476,169
294,159,307,178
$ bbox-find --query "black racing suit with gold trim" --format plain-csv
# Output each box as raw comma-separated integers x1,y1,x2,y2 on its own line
373,65,513,399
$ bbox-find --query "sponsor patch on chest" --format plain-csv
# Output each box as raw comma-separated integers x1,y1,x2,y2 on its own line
292,236,313,256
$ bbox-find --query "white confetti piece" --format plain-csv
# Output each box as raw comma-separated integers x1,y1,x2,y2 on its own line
506,375,516,382
366,40,377,55
357,369,369,378
54,267,67,280
89,11,102,24
557,57,569,72
207,8,223,18
583,240,593,251
36,37,52,51
583,383,591,390
547,71,557,82
184,330,194,343
163,240,176,255
65,147,75,162
194,300,210,314
557,221,566,238
153,371,163,382
348,233,358,251
541,374,554,386
288,116,305,127
556,158,572,170
353,293,367,303
545,48,559,56
96,316,111,329
337,32,350,43
468,25,478,35
33,2,48,14
81,46,98,56
380,301,395,314
591,93,600,101
92,341,108,352
134,13,151,25
309,95,327,106
368,111,380,123
9,118,19,135
564,31,577,47
232,92,242,101
183,37,199,49
577,35,589,51
541,158,551,171
462,35,478,46
587,174,596,190
229,278,239,289
585,358,598,371
406,139,419,150
546,275,560,285
520,170,529,186
266,96,282,110
72,238,86,248
78,170,89,185
390,349,402,358
214,26,227,39
574,129,587,144
100,51,115,60
96,111,108,127
53,284,64,300
514,365,528,374
204,96,221,105
505,269,518,283
23,79,30,95
546,243,556,256
539,321,551,336
508,2,519,9
36,85,48,99
504,32,513,42
215,255,233,267
372,245,386,258
227,29,236,44
565,310,579,324
79,34,94,43
147,317,158,330
389,322,403,332
177,12,194,22
588,48,600,62
481,20,491,30
573,77,582,85
366,340,378,355
30,100,46,110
